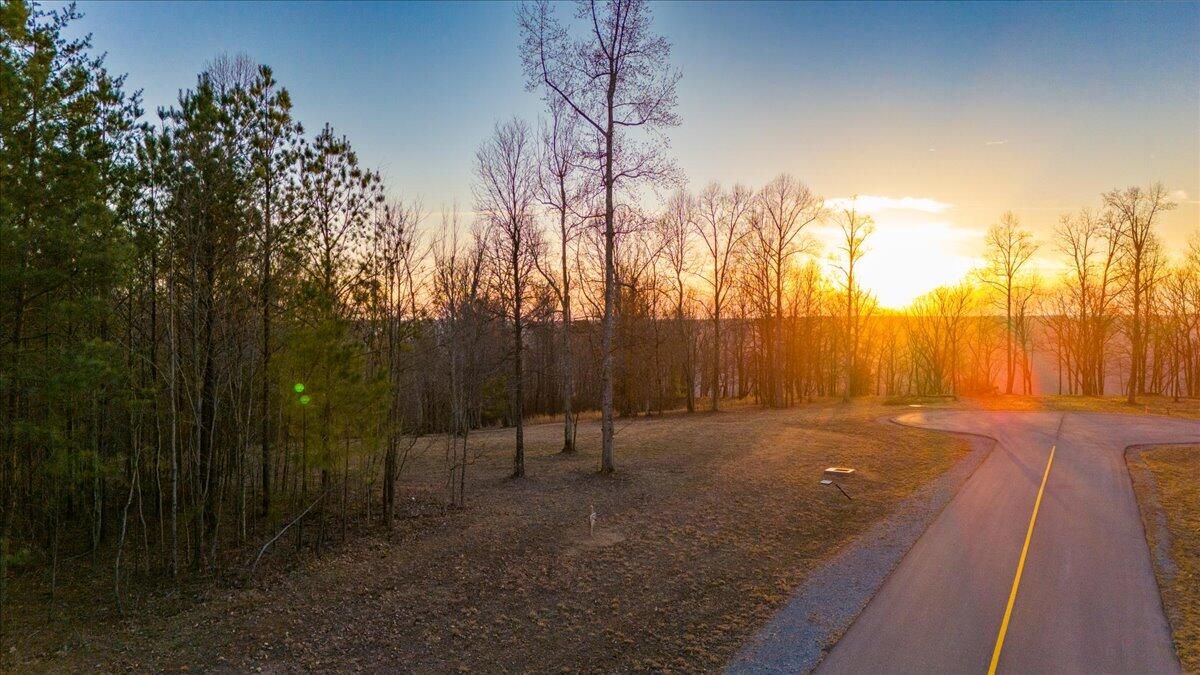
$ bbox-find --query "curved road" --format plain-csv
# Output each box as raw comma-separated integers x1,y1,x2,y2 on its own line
817,410,1200,674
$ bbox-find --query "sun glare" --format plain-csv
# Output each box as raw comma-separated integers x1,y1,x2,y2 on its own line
817,200,983,309
857,223,981,309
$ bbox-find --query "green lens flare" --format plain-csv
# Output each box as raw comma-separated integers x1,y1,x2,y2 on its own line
299,395,311,406
293,382,305,393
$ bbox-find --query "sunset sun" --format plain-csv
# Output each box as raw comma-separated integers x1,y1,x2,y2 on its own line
818,197,982,309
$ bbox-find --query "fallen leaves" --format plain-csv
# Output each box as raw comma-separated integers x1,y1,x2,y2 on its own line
16,400,972,671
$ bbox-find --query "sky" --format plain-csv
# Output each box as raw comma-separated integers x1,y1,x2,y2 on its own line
66,0,1200,308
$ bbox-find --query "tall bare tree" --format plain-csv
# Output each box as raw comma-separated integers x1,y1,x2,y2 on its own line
204,52,257,94
1104,184,1175,403
661,189,698,411
1161,248,1199,400
1011,275,1040,395
431,213,491,506
1055,208,1124,394
980,211,1038,394
519,0,680,473
832,201,875,401
534,99,586,452
907,283,974,396
364,199,425,523
475,118,539,478
753,174,822,406
694,182,753,411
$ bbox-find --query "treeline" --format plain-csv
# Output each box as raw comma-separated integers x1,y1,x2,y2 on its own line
907,195,1199,400
1,0,1197,639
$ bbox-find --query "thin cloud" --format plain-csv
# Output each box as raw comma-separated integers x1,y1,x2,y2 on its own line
824,195,953,214
985,140,1009,146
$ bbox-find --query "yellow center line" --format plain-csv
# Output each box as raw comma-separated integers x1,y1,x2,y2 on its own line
987,443,1056,675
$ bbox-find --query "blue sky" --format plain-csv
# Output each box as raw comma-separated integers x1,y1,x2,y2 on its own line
67,0,1200,304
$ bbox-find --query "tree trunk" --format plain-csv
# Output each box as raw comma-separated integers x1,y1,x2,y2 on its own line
1005,287,1014,394
676,285,694,413
600,90,616,474
711,305,721,412
512,245,526,478
168,276,179,578
383,437,396,525
1128,265,1140,404
774,254,784,407
560,207,575,453
197,249,217,567
843,263,854,402
261,178,273,517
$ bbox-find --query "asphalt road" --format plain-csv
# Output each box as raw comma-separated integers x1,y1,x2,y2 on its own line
817,410,1200,675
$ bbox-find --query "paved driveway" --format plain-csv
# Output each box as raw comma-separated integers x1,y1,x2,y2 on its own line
817,411,1200,674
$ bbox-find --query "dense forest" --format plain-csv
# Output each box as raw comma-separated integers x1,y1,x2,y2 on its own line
0,0,1197,645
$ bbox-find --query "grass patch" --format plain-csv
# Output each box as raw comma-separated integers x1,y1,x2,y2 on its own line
954,394,1200,419
1133,445,1200,673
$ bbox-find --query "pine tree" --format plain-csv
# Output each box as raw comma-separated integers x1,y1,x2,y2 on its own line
0,0,141,646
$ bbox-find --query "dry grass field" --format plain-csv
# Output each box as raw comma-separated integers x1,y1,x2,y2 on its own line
9,395,1196,671
1133,445,1200,673
14,399,971,671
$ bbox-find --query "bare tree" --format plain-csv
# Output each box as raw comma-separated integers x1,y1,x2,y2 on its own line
365,198,426,524
1181,231,1200,397
519,0,680,473
787,259,827,400
661,189,698,412
1161,250,1199,400
1104,183,1175,403
908,283,975,396
534,99,587,452
694,182,753,411
831,200,875,401
1055,208,1124,394
1012,276,1040,394
203,52,257,94
475,118,539,478
979,211,1038,395
753,174,822,406
431,212,491,506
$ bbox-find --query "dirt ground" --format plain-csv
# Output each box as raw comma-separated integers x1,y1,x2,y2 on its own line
1132,444,1200,673
8,395,1197,672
